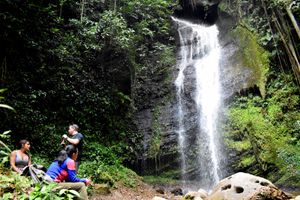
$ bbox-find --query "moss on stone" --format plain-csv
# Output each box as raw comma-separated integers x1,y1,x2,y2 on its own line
148,44,175,159
149,106,162,158
231,25,269,98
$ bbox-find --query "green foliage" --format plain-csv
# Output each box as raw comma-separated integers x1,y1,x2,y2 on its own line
143,169,180,185
120,0,175,62
149,107,162,159
0,89,14,111
239,156,256,169
99,10,135,51
0,0,177,167
220,0,300,86
0,0,175,189
0,165,80,199
30,183,79,200
47,18,103,64
267,0,293,7
0,89,13,166
224,73,300,185
120,0,174,38
148,133,161,159
0,131,12,165
79,143,140,188
79,160,139,188
31,154,51,168
0,0,141,161
0,168,32,199
84,142,122,165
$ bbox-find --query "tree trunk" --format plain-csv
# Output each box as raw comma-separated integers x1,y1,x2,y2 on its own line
80,0,85,22
114,0,117,13
59,5,63,18
286,4,300,40
260,0,285,73
273,13,300,86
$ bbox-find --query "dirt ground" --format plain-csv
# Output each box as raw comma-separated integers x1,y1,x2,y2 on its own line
90,181,183,200
89,181,300,200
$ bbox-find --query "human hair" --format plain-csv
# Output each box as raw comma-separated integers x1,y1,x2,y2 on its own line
65,145,78,157
56,150,68,165
19,139,29,148
69,124,79,131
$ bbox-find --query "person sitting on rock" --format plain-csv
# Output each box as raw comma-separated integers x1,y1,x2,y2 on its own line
45,145,91,200
10,139,31,174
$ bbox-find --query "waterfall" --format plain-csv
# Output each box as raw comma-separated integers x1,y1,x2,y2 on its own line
173,17,222,190
175,28,188,183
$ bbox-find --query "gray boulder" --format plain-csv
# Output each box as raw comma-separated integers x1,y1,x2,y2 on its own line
207,172,292,200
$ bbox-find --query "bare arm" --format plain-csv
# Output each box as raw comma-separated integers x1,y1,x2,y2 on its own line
10,151,21,173
66,137,80,145
28,155,31,166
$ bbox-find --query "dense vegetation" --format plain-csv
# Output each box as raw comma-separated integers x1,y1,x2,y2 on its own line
224,73,300,186
221,0,300,187
0,0,299,198
0,0,176,161
0,0,176,198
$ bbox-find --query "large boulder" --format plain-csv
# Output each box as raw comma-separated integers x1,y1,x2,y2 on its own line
207,172,292,200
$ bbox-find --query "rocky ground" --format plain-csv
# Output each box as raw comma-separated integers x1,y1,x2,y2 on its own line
90,181,181,200
90,183,300,200
89,173,300,200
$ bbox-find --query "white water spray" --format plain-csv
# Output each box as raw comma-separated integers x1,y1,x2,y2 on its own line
175,29,188,182
173,17,222,189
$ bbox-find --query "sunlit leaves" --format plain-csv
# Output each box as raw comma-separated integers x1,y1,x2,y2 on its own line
0,89,14,111
99,10,135,50
267,0,293,7
120,0,174,41
224,73,300,182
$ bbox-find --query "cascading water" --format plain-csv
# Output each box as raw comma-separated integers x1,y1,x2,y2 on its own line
175,29,188,184
173,17,223,190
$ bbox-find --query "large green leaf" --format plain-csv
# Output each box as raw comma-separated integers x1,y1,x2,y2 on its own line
0,104,15,111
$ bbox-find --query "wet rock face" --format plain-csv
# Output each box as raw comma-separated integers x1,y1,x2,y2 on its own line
181,0,222,7
133,8,262,177
216,11,243,102
216,10,268,101
174,0,222,24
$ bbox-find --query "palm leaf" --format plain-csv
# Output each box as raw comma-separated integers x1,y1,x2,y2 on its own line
0,140,11,153
0,104,15,111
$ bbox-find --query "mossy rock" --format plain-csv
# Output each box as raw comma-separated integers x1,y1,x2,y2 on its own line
230,25,269,98
93,183,111,195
